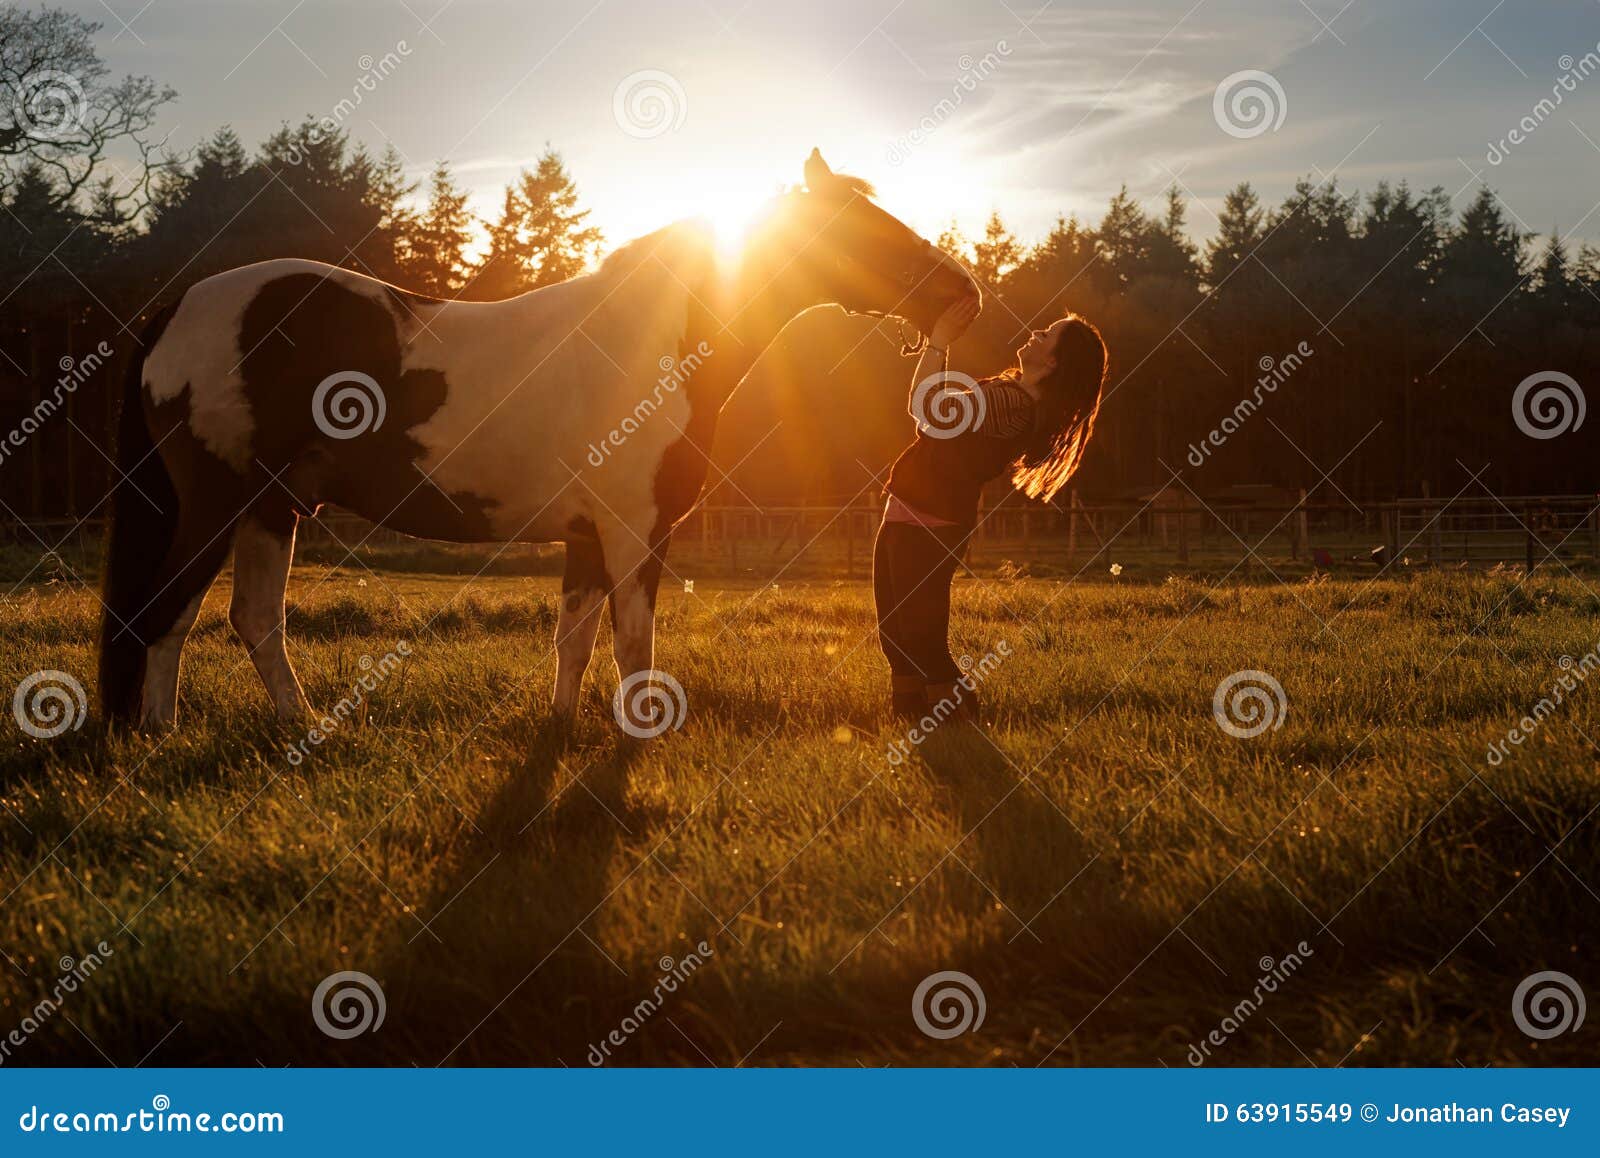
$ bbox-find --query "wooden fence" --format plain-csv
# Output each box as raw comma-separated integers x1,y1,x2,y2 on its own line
6,493,1598,578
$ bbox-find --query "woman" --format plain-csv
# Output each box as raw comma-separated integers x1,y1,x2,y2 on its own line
875,299,1108,722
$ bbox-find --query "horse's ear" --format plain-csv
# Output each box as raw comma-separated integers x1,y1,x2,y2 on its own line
804,148,835,192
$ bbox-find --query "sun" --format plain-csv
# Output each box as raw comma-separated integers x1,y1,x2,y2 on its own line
697,183,778,263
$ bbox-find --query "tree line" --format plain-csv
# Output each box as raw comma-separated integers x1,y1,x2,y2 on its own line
1,3,1593,527
914,176,1595,506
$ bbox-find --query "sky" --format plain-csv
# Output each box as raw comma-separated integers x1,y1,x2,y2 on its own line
66,0,1600,252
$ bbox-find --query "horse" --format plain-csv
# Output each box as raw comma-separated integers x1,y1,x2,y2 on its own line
97,150,979,733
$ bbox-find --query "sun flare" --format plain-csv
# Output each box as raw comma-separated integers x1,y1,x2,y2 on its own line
700,187,775,263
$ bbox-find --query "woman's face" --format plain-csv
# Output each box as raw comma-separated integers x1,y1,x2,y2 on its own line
1018,319,1068,382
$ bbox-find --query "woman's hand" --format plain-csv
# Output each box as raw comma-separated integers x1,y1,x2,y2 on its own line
929,296,980,349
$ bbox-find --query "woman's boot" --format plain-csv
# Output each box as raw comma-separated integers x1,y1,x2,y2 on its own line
890,675,928,723
925,679,980,725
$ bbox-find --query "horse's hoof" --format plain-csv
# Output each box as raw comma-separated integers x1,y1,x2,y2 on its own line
532,712,578,749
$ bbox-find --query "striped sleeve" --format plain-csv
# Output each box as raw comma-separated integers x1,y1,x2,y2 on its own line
974,381,1037,438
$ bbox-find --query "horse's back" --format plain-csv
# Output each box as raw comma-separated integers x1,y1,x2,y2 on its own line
138,249,695,546
143,260,405,459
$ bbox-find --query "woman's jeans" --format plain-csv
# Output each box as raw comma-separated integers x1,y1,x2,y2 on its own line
872,518,970,683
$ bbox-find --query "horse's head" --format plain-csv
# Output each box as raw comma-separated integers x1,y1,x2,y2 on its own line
743,149,979,338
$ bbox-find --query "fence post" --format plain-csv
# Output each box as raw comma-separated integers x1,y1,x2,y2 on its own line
1176,491,1190,564
1067,490,1078,564
1429,510,1443,567
1293,488,1308,560
846,501,856,580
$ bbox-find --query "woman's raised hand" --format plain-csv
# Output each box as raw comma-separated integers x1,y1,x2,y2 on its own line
929,296,981,349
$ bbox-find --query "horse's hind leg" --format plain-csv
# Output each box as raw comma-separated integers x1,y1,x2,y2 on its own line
605,529,671,735
134,514,236,730
552,534,608,717
230,510,310,721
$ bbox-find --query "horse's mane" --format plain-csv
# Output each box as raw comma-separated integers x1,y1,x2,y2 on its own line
827,173,876,199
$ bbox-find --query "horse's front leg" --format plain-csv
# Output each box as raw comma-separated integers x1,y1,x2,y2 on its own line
605,530,674,736
551,534,608,718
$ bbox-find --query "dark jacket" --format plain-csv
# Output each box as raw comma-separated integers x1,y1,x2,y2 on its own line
885,376,1037,524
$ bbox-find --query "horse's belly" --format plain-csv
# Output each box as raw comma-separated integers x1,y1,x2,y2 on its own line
328,458,573,545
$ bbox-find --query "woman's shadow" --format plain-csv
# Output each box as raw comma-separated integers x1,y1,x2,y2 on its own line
915,721,1096,949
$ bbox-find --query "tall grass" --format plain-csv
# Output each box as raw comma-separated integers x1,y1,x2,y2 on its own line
0,565,1595,1065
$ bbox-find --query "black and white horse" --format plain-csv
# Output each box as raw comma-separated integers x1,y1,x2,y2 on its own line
99,150,978,731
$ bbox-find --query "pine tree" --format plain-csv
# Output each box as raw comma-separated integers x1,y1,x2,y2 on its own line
970,209,1024,287
1146,185,1199,280
1031,214,1089,267
935,218,970,263
469,148,602,299
0,161,79,293
1534,230,1570,305
1094,185,1152,291
1204,182,1265,285
400,161,473,295
1442,186,1526,296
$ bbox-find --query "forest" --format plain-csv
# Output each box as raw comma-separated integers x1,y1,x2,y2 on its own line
2,4,1594,523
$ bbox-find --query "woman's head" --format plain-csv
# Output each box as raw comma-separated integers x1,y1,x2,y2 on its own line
1010,314,1107,501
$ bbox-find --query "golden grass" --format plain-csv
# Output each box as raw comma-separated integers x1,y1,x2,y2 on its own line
0,566,1595,1065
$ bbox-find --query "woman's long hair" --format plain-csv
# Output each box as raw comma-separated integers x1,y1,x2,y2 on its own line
1008,315,1107,502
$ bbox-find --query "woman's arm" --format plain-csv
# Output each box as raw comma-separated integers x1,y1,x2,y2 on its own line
907,344,949,418
907,298,981,418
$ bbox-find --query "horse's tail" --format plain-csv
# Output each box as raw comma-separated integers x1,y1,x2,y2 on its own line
98,301,181,725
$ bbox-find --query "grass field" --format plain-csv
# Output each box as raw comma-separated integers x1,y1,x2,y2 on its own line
0,555,1596,1066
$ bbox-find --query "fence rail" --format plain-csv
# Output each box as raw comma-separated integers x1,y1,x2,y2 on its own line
6,493,1598,578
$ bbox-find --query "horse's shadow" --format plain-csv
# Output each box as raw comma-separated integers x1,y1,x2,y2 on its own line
253,715,658,1065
